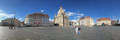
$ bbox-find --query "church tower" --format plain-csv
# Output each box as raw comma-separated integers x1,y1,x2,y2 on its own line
54,6,69,26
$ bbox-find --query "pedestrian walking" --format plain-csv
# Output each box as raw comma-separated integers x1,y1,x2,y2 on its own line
9,24,11,29
75,26,81,35
77,27,81,35
75,26,78,35
9,24,13,29
12,22,15,29
13,25,15,29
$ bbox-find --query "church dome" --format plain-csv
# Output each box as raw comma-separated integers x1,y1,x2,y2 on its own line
57,6,65,15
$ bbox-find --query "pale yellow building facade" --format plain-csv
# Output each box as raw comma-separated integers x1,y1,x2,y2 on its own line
54,6,69,26
77,16,94,27
97,18,111,26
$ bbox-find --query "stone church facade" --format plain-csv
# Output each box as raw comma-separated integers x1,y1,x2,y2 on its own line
54,6,69,26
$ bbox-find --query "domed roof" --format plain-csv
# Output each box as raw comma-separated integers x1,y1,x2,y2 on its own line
57,6,65,16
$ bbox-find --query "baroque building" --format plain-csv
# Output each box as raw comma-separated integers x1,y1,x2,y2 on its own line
96,18,111,26
54,6,69,26
76,16,94,27
24,13,49,26
2,18,22,27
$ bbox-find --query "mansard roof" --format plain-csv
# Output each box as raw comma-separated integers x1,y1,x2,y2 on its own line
97,18,111,21
26,13,49,18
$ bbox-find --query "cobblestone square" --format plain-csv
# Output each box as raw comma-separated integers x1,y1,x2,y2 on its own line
0,26,120,40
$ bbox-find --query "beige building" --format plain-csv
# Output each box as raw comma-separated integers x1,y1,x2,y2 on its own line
96,18,111,26
24,13,49,26
77,16,94,27
54,6,69,26
2,18,22,27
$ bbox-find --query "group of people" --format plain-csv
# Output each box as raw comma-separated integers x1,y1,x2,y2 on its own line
74,26,81,35
9,24,15,29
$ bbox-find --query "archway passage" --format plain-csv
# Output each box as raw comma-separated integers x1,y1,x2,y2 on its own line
102,23,106,26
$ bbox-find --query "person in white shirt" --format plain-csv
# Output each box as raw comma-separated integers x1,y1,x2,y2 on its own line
75,26,78,35
75,26,81,35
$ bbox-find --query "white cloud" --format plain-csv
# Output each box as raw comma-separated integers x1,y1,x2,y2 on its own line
75,13,84,18
49,18,54,22
77,14,84,16
70,19,77,22
0,10,15,22
19,18,22,21
40,10,44,12
66,11,76,16
75,16,81,18
66,11,84,18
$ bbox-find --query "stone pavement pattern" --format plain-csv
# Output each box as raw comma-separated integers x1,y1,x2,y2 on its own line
0,26,120,40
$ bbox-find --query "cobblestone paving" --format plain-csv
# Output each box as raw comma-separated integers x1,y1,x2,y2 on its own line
0,26,120,40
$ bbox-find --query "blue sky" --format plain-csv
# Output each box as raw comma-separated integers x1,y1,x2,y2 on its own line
0,0,120,22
